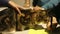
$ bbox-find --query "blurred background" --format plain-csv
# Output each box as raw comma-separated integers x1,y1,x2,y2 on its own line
12,0,33,6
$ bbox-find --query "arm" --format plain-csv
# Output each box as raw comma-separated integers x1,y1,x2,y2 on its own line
0,0,21,14
33,0,60,12
8,1,21,14
0,0,25,16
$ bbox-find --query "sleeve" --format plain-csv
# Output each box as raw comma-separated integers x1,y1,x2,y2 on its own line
42,0,60,10
37,0,50,6
0,0,10,4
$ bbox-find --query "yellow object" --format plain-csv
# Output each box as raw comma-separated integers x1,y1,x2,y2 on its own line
29,29,48,34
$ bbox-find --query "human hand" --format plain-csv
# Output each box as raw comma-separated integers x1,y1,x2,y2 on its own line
33,6,45,12
13,6,25,16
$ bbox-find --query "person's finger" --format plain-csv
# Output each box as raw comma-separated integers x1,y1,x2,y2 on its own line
17,8,25,16
16,8,21,15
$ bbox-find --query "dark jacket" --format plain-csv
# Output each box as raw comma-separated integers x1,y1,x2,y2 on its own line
33,0,60,10
0,0,10,6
